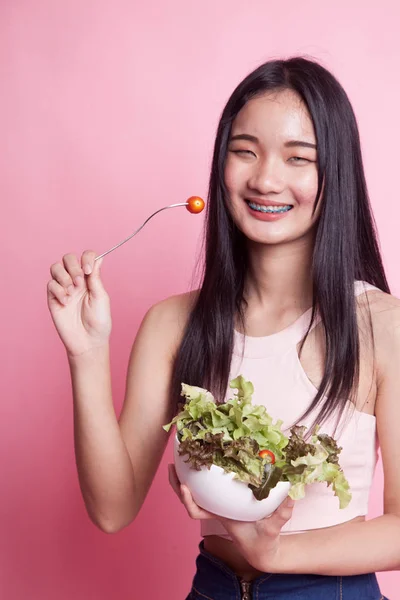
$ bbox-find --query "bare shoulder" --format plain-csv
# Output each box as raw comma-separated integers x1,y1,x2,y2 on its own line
142,289,199,352
148,288,199,320
359,288,400,378
360,288,400,333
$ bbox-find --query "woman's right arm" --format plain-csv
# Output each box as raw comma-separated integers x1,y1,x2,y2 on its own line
47,250,188,533
68,343,135,533
69,302,181,533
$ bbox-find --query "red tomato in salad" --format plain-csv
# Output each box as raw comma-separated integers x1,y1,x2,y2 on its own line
258,449,275,464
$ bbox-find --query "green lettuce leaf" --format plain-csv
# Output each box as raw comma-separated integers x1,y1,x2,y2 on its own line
248,463,283,500
284,431,351,508
178,432,265,487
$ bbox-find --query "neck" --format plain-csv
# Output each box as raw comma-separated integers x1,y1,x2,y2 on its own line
244,237,314,314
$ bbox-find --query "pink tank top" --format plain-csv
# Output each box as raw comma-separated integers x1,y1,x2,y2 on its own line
201,280,380,539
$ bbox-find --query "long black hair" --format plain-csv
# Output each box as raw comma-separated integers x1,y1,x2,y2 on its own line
170,56,390,434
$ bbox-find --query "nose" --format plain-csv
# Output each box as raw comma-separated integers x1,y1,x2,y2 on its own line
247,156,285,195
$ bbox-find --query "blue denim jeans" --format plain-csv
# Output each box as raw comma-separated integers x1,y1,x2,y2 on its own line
185,540,388,599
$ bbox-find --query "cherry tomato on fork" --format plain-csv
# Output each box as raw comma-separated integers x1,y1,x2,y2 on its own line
186,196,205,214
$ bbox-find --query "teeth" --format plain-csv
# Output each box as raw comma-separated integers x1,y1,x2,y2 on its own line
248,201,292,214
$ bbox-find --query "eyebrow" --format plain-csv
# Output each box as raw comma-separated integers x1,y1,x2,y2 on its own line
229,133,317,150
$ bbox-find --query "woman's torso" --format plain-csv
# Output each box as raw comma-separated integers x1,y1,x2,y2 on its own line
198,282,382,580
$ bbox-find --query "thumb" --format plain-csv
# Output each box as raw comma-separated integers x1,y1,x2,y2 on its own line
86,256,105,298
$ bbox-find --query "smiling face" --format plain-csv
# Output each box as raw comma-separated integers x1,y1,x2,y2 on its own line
224,88,322,246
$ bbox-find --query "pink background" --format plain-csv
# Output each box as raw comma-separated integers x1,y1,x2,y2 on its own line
1,1,399,598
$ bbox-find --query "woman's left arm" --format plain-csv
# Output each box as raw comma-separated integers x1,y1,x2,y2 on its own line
265,296,400,576
268,514,400,575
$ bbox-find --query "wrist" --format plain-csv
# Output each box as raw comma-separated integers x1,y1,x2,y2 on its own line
67,343,110,365
238,541,279,574
263,536,296,574
252,539,283,574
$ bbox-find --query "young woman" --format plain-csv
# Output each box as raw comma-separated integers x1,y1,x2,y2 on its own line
47,57,399,599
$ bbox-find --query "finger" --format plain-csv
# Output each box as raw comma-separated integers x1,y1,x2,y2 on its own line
286,496,295,509
80,250,97,276
270,497,295,529
47,279,71,306
180,484,216,520
167,464,218,520
62,253,85,288
168,464,183,502
50,261,76,295
63,253,85,287
257,496,294,535
275,495,294,518
280,495,295,512
82,252,105,298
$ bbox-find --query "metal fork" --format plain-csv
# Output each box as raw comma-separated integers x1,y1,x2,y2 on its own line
94,202,188,262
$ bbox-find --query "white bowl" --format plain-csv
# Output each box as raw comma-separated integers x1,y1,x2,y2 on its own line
173,434,291,521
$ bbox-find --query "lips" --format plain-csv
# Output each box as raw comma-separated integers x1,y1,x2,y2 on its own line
245,197,293,208
244,198,294,221
246,199,293,214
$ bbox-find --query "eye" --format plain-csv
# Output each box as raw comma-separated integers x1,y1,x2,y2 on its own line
289,157,312,164
230,149,256,157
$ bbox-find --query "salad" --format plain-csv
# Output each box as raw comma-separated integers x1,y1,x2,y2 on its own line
163,375,351,509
